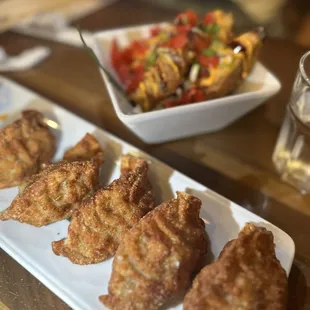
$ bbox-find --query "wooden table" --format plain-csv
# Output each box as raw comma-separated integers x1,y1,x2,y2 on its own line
0,0,309,309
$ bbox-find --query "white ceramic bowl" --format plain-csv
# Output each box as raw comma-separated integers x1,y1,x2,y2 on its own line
93,24,281,144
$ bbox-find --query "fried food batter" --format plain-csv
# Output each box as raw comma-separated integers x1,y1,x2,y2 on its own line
0,160,100,226
183,223,288,310
51,156,154,265
120,154,148,175
100,192,208,310
0,110,55,189
63,133,104,164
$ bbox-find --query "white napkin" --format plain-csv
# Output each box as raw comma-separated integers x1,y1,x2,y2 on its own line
13,24,94,47
12,1,113,48
0,46,51,72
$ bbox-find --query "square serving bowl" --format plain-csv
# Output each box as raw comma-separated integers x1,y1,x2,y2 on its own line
92,24,281,144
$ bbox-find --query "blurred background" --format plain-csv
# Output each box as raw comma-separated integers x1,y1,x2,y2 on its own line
145,0,310,47
0,0,310,47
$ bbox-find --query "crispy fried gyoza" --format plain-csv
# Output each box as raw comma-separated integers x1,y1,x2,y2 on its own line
51,155,154,265
120,154,148,175
100,192,208,310
63,133,104,164
0,110,55,189
0,160,100,226
183,223,288,310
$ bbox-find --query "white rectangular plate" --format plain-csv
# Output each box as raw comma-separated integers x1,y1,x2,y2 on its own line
0,76,294,310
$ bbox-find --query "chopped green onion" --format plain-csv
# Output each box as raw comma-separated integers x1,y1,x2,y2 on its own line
202,48,216,57
211,40,224,50
145,51,157,69
211,24,220,34
202,24,220,38
157,47,170,53
181,15,188,24
219,62,231,68
189,63,200,82
201,25,208,33
159,32,169,43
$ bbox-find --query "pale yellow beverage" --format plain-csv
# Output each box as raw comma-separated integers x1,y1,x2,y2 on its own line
273,51,310,193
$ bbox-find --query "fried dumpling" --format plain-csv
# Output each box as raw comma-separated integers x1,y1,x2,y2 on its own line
0,160,100,226
120,154,148,175
51,155,154,265
183,223,288,310
63,133,104,164
100,192,208,310
0,110,55,189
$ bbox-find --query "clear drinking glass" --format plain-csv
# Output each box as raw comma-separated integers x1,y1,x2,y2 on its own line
272,51,310,194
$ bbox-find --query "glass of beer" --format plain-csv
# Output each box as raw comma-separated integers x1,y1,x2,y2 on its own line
273,51,310,194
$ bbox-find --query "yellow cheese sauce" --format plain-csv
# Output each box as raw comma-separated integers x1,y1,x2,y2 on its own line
161,53,179,74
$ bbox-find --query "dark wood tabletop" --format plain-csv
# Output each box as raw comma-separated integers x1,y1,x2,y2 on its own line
0,0,309,309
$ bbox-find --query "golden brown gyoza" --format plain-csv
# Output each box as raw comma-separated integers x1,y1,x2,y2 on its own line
183,223,288,310
63,133,104,164
100,192,208,310
24,133,104,190
51,155,154,265
0,160,100,226
120,154,148,175
0,110,55,189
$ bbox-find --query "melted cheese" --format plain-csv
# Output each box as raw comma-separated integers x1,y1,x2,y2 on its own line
136,82,147,98
199,67,217,86
161,53,179,74
148,73,159,96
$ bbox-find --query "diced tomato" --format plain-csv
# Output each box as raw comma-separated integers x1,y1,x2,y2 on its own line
175,9,198,27
199,67,210,78
180,89,192,104
112,40,148,67
185,9,198,26
197,55,209,67
182,88,200,104
125,65,144,94
116,64,131,84
207,56,220,67
120,47,133,64
176,24,192,33
163,99,181,108
193,88,205,102
198,55,209,67
192,35,211,52
130,40,148,58
159,42,169,48
197,55,219,68
125,76,141,93
150,26,161,37
168,33,188,49
203,12,215,25
163,87,206,108
110,39,122,67
181,87,205,104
